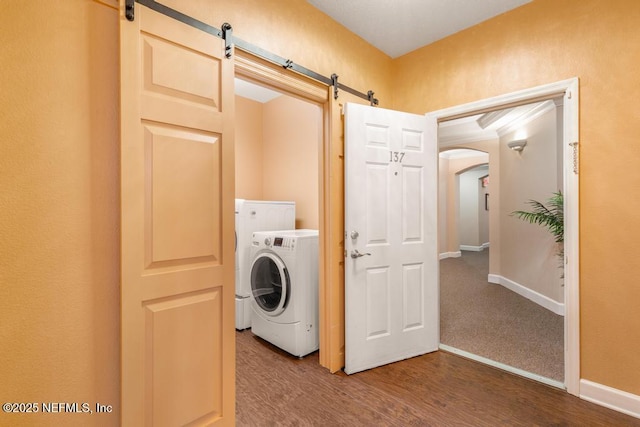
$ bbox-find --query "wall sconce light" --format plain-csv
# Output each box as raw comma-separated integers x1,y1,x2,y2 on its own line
507,139,527,152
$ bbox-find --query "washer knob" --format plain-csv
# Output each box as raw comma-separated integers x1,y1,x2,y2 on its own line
264,237,271,246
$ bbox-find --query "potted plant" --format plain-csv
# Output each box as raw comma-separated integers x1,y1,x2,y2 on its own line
511,191,564,275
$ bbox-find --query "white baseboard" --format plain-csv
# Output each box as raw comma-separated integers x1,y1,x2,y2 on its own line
460,245,485,252
580,379,640,419
488,274,565,316
439,251,461,260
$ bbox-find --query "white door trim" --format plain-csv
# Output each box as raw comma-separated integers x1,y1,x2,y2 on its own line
426,78,580,396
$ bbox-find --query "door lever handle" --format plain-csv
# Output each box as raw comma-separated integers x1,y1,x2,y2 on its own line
350,249,371,259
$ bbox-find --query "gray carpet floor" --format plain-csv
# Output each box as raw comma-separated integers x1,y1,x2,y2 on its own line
440,250,564,382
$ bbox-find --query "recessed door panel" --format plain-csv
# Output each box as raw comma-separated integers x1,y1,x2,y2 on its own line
365,266,391,339
402,165,423,243
365,123,390,148
145,291,222,426
144,124,221,264
366,163,390,245
142,36,220,107
403,263,424,331
401,128,423,151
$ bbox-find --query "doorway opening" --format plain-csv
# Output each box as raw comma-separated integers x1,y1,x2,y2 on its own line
428,78,580,395
233,60,329,366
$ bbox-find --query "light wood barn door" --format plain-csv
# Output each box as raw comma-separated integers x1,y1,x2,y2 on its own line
120,3,235,426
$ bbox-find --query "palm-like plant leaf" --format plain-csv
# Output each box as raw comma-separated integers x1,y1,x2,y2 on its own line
511,191,564,279
511,191,564,243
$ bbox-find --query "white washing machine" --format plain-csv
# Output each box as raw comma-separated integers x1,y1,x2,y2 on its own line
249,229,319,357
235,199,296,330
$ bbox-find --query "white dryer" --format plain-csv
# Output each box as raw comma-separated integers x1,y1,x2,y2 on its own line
249,229,319,357
235,199,295,330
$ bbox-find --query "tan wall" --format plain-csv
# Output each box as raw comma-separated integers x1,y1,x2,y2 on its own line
235,94,321,229
394,0,640,395
0,0,121,425
235,95,264,200
262,96,321,229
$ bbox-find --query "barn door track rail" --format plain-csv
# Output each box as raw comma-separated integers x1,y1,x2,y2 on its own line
126,0,379,106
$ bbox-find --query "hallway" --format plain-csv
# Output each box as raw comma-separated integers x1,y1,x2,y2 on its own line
440,250,564,381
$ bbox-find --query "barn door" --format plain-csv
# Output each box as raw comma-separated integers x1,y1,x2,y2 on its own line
120,3,235,425
344,103,439,374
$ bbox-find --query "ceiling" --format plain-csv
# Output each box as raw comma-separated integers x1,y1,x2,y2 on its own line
235,78,282,103
306,0,532,58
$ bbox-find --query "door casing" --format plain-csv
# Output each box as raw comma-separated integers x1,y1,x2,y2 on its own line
426,78,580,396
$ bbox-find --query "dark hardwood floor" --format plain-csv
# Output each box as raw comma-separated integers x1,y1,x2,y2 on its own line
236,330,640,426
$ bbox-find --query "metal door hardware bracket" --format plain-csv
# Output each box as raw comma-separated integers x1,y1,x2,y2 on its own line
331,74,339,100
222,23,233,59
125,0,135,21
367,90,378,106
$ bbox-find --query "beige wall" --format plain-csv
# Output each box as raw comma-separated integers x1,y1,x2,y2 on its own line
235,96,264,200
440,156,490,252
500,107,562,303
394,0,640,395
437,157,450,254
440,143,500,274
262,96,321,229
458,167,489,248
235,94,321,229
1,1,121,425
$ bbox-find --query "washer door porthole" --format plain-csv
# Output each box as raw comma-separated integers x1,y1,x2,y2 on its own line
250,253,290,316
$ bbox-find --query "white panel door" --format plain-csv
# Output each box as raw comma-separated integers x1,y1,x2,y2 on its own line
344,103,438,374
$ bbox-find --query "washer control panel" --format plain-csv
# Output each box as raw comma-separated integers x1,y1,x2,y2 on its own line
252,233,297,250
259,236,295,250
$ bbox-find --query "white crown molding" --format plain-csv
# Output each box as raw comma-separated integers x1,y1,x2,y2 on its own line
439,149,489,160
439,129,498,146
496,99,557,137
477,107,514,129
